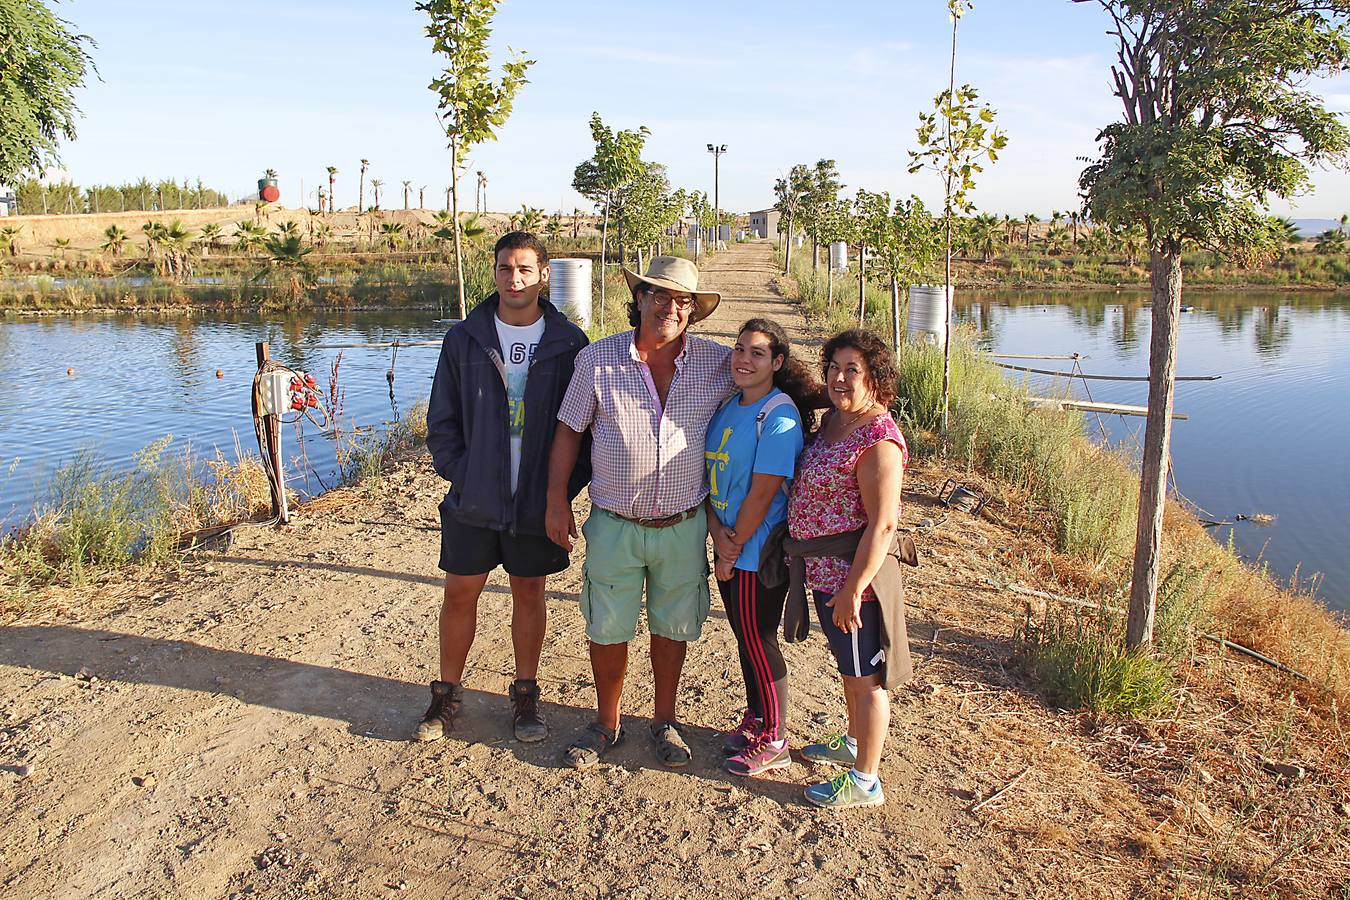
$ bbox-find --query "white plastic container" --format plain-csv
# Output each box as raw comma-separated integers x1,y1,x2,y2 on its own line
829,241,848,273
906,284,951,345
549,258,592,328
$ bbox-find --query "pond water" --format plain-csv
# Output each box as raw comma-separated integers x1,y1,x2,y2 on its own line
959,290,1350,614
1,290,1347,614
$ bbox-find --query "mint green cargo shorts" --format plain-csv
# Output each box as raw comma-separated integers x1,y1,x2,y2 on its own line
579,507,711,645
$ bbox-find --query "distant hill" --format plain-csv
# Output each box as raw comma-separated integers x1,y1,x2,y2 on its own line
1293,218,1342,238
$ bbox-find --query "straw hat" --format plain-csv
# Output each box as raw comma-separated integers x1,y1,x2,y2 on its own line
621,256,721,323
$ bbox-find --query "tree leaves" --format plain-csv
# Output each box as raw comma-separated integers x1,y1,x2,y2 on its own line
0,0,96,183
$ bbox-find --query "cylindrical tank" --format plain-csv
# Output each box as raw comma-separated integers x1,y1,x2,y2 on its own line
549,258,592,328
829,241,848,272
258,176,280,203
907,285,951,345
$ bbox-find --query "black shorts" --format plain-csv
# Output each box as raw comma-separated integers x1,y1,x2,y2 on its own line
438,512,569,578
813,590,885,678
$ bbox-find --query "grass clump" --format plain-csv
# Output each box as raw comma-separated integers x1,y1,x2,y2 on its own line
0,437,270,598
1016,608,1175,716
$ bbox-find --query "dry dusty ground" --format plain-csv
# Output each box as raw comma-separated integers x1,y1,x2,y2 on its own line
2,243,1344,899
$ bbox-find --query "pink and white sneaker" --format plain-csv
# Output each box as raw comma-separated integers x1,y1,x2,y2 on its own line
721,709,762,757
724,736,792,777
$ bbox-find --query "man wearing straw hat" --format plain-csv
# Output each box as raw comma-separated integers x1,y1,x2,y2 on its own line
546,256,732,769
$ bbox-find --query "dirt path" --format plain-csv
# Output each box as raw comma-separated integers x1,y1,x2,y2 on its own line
1,242,1163,898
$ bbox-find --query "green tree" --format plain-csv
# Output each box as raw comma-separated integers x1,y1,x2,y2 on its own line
421,0,533,318
370,179,383,211
379,221,405,251
1077,0,1350,647
2,224,22,257
802,159,843,272
257,234,315,303
908,0,1007,432
100,224,127,258
1315,228,1347,254
572,112,648,321
0,1,95,184
773,164,811,274
970,212,1002,262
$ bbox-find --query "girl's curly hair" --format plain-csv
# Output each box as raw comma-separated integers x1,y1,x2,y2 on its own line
738,317,822,432
820,329,898,408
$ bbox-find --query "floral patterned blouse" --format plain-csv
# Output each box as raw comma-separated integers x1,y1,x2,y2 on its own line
787,411,908,601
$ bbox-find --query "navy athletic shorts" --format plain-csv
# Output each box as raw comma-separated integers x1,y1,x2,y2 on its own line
813,590,885,678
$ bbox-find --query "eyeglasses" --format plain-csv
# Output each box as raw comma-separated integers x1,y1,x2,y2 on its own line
643,286,694,310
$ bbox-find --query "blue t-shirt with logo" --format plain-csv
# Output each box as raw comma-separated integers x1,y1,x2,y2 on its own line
704,388,805,573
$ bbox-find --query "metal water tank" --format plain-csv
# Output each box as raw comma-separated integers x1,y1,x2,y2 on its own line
829,241,848,272
906,285,951,345
549,258,592,328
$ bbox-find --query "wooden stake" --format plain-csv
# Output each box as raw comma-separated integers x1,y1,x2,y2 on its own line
254,341,288,524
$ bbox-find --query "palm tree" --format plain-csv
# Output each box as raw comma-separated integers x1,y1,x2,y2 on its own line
101,225,128,258
971,213,1002,262
233,220,268,255
142,221,165,268
419,185,427,210
258,234,315,303
199,223,221,255
1023,213,1039,246
159,220,197,281
359,159,369,212
1271,217,1302,259
474,170,484,212
1315,229,1346,254
1045,225,1070,255
379,221,405,251
3,225,23,257
278,220,301,237
52,237,72,261
545,212,564,243
478,172,488,213
572,207,582,239
314,222,332,247
326,166,337,214
371,179,383,211
402,181,411,210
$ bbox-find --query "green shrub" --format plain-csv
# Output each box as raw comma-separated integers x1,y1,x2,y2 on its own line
1016,607,1174,716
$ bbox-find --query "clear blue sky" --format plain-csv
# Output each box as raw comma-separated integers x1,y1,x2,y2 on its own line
47,0,1350,218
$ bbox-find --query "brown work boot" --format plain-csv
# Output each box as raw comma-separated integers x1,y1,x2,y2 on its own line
414,680,463,742
509,679,547,743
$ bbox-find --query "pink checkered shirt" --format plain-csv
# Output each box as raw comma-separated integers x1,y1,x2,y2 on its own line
558,329,733,520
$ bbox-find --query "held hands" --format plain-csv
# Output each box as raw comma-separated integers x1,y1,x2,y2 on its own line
711,522,741,583
545,497,577,551
825,587,864,633
712,523,742,566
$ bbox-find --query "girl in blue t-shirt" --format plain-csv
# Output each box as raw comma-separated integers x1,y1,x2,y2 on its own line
705,318,820,777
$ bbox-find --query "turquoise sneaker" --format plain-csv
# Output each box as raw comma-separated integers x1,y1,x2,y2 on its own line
800,733,857,768
803,771,885,809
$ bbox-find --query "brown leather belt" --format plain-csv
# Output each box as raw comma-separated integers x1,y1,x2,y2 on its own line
607,505,700,529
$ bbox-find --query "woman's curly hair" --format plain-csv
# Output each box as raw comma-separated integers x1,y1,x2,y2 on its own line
820,329,898,408
738,318,822,432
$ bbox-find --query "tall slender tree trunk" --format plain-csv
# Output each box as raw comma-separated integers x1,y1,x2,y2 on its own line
359,172,365,212
450,137,466,320
827,271,835,310
812,235,819,273
857,243,867,326
1127,243,1183,648
599,194,611,326
784,214,794,274
890,275,901,351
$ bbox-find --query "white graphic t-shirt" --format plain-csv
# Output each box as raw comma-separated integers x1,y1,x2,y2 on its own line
494,313,545,494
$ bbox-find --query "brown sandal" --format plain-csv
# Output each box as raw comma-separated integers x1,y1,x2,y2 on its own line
562,722,625,769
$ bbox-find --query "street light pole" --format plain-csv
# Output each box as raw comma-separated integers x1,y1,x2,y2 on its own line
706,143,726,250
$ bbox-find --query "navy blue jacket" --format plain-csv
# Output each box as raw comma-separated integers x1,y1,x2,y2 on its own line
427,294,590,535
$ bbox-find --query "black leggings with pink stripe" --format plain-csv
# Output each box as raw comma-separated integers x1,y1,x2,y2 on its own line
717,568,789,739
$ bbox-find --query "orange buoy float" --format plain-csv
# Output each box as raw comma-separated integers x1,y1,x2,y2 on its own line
215,369,224,378
66,367,75,376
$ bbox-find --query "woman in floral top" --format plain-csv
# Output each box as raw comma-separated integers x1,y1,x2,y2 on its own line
787,329,908,809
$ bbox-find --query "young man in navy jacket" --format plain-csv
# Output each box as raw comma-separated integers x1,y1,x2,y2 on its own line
419,231,590,742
